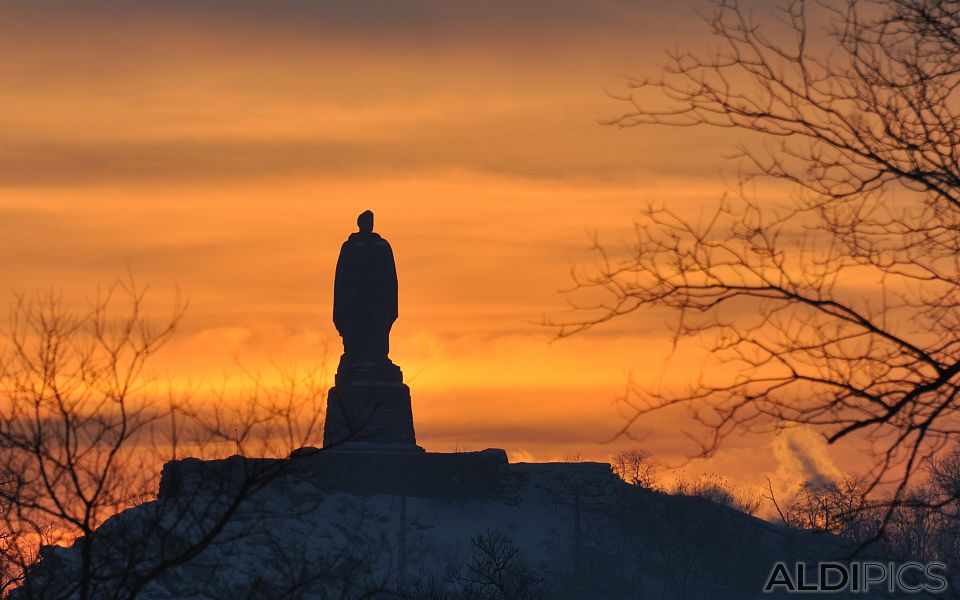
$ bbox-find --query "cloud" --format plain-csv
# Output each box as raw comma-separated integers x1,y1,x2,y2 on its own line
770,427,842,499
0,0,725,190
191,326,252,346
2,0,693,51
0,0,876,491
0,125,723,188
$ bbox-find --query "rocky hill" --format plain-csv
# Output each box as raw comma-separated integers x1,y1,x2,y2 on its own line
14,448,892,599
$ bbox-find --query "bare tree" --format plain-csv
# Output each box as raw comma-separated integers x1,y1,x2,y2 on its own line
673,473,763,515
558,0,960,534
887,445,960,566
781,452,960,577
923,446,960,569
0,283,183,598
0,283,340,599
457,532,547,600
611,448,660,490
404,531,546,600
784,475,877,541
176,356,331,460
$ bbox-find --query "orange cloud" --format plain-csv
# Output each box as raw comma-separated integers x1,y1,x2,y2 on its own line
0,0,880,496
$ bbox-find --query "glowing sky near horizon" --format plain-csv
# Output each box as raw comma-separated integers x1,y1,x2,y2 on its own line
0,0,858,500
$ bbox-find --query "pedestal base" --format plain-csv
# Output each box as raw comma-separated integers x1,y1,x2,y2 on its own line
322,381,420,449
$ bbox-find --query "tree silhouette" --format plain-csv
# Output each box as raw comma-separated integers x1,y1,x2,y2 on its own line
0,283,183,598
0,282,340,599
784,475,875,541
560,0,960,536
610,448,660,490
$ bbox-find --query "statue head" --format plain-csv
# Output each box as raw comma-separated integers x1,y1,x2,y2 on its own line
357,210,374,234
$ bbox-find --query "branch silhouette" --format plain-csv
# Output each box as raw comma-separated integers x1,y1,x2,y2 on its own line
555,0,960,543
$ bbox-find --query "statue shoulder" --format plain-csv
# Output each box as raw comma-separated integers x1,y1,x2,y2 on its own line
346,232,385,242
346,232,391,250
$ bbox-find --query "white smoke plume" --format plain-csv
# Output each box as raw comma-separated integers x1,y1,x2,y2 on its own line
770,427,842,501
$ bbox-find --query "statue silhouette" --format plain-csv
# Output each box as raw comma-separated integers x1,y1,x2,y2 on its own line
333,210,402,384
324,210,419,449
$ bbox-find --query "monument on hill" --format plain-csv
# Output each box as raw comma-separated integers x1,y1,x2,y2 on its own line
322,210,422,451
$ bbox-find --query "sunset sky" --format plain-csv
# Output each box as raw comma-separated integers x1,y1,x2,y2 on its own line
0,0,854,500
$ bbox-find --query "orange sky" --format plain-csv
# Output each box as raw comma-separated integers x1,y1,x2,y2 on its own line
0,0,862,501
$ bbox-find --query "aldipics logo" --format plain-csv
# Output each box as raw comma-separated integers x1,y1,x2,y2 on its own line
763,562,949,594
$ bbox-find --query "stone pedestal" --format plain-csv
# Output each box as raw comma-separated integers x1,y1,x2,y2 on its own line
322,381,422,451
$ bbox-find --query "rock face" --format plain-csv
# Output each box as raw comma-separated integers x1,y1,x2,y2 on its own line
324,210,420,451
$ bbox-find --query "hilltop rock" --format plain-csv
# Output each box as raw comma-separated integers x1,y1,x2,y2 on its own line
13,449,892,600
